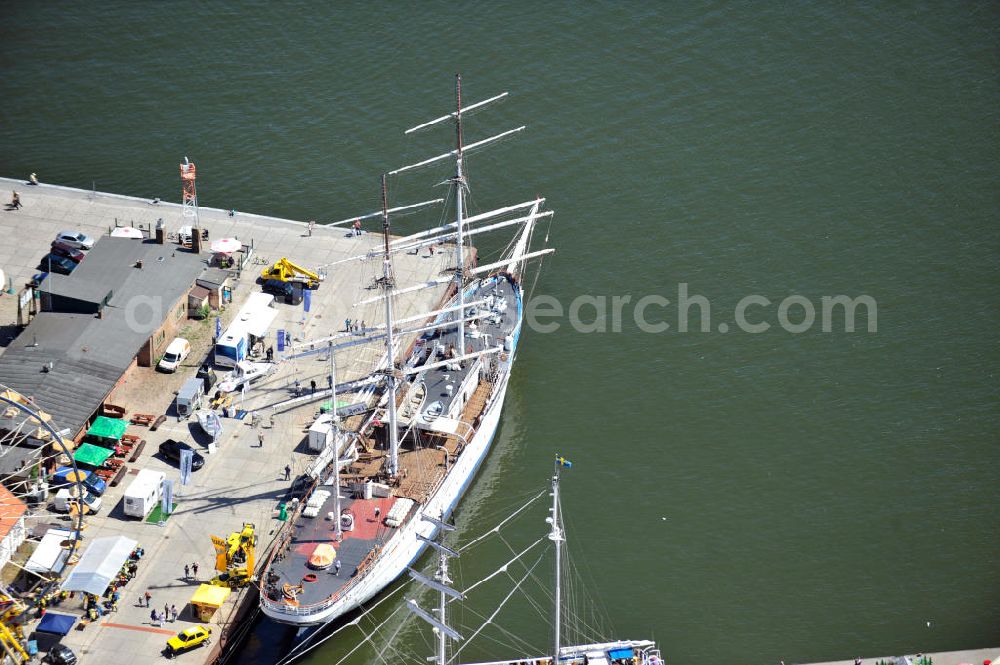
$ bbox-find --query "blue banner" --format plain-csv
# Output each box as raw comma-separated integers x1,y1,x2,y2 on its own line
180,449,193,485
215,316,222,339
162,479,174,516
277,329,286,352
303,287,311,313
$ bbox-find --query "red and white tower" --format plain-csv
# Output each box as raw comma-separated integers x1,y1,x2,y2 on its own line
179,157,202,252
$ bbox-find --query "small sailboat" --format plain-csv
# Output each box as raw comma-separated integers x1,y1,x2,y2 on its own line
406,457,664,665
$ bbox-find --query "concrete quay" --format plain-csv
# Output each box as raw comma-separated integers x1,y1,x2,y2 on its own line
802,647,998,665
0,176,456,663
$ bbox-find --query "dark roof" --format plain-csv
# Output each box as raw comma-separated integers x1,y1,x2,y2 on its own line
43,274,110,306
0,238,206,436
197,268,231,290
0,445,37,477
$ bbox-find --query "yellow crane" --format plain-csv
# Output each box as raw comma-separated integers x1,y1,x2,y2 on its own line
260,258,322,289
0,589,29,664
209,523,257,589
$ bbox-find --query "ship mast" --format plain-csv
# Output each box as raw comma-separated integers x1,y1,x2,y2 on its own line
453,73,468,356
549,461,565,663
407,515,462,665
381,174,401,477
329,340,342,541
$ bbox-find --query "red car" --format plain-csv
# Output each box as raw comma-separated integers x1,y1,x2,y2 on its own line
50,241,86,263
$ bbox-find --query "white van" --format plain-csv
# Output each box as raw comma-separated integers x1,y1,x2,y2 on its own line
158,337,191,373
53,488,102,514
123,469,165,519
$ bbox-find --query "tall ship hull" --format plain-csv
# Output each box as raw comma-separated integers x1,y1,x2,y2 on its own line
260,275,522,629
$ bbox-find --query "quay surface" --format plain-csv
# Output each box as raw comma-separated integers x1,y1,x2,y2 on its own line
0,176,456,663
803,647,999,665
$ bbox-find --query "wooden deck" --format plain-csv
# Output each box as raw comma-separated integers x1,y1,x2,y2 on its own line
336,377,496,504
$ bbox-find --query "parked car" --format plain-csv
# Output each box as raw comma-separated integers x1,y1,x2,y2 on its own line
44,644,78,665
52,488,102,515
81,472,107,497
157,337,191,373
197,363,218,393
262,278,303,305
165,625,212,658
158,439,205,470
54,230,95,250
38,253,77,275
49,241,86,263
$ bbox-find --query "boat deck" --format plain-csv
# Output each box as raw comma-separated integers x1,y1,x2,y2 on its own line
262,274,521,616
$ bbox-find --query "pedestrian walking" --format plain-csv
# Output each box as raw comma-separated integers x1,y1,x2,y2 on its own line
308,220,316,236
170,605,178,622
192,562,199,578
334,559,341,576
294,378,300,394
310,379,316,394
10,191,21,210
373,506,381,523
326,375,332,388
344,318,351,332
258,431,264,448
184,564,190,579
284,464,292,481
144,590,152,607
150,609,159,626
266,346,274,361
164,603,169,620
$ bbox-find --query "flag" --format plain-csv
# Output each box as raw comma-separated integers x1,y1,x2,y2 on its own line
303,287,311,313
180,449,193,486
162,479,174,516
556,455,572,468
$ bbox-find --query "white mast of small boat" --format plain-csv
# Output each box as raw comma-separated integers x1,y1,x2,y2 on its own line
549,460,565,663
328,339,342,540
380,174,401,478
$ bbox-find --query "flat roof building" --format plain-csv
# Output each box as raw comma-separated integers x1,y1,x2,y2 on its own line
0,237,207,437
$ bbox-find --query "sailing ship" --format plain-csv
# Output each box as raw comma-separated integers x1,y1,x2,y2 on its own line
258,77,554,648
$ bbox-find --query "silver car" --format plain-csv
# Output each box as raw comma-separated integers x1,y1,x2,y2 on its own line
54,230,95,250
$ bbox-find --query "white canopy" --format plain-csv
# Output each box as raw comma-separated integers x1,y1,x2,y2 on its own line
24,529,74,575
60,535,137,595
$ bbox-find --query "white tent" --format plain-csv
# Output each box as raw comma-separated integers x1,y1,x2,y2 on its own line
24,529,74,575
60,535,137,595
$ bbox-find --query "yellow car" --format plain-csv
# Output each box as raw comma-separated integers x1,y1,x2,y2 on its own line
165,625,212,658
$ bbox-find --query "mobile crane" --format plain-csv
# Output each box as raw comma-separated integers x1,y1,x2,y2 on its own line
259,258,322,289
209,523,257,589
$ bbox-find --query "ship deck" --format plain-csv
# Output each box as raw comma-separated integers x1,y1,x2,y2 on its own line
263,275,521,613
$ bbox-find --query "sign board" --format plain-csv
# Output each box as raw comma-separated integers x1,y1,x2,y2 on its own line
337,402,368,417
179,449,193,486
161,479,174,516
277,329,286,352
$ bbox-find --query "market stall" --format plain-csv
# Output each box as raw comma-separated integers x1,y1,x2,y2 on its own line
189,584,230,622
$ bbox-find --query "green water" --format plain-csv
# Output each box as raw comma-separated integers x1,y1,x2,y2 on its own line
2,3,998,664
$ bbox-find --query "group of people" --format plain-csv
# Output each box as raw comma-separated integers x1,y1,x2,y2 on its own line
344,318,368,334
149,603,179,626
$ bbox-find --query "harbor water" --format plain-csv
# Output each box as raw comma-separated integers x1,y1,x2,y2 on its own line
1,3,997,663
